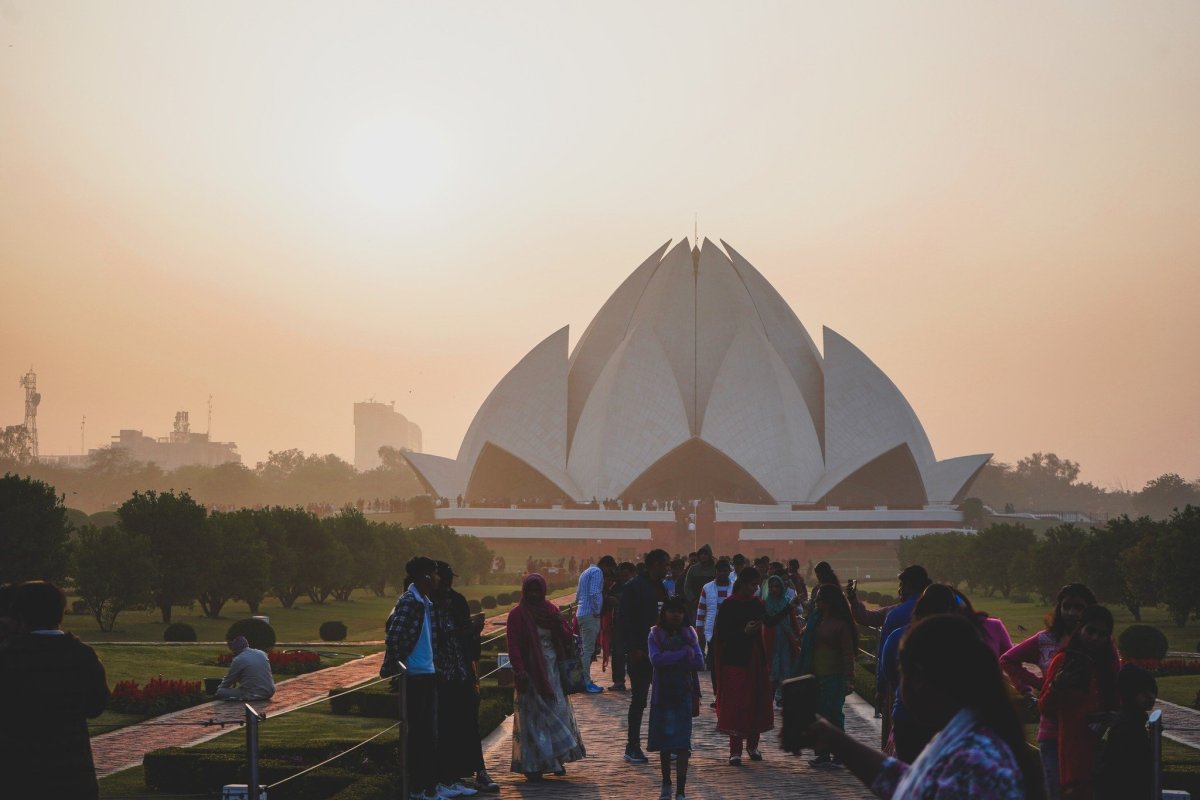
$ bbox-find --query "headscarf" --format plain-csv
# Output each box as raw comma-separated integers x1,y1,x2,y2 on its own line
506,573,568,697
764,575,790,617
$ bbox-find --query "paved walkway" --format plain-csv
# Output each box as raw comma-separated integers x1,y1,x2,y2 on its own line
91,651,386,778
1159,700,1200,750
481,659,879,800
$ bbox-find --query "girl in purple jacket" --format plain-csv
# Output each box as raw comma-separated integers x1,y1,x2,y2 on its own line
648,596,705,800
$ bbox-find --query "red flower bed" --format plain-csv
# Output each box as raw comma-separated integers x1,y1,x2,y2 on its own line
215,649,323,676
110,677,206,715
1122,658,1200,677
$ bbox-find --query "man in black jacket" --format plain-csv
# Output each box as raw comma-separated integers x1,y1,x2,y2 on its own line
435,561,498,793
0,581,109,799
617,548,669,765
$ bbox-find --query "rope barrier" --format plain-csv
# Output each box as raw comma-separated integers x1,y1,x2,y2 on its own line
264,722,400,790
89,719,244,731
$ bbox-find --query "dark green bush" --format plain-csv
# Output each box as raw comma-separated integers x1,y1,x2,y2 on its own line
225,618,276,652
1009,593,1032,604
330,776,399,800
144,741,395,796
498,592,514,605
71,599,88,615
481,595,497,609
865,591,881,605
320,620,349,642
468,599,482,614
329,685,400,718
1118,624,1169,660
163,622,198,642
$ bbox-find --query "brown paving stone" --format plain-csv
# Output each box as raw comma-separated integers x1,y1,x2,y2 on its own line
481,659,880,800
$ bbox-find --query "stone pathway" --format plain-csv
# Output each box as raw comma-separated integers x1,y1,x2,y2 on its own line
91,651,385,778
1158,700,1200,750
481,660,880,800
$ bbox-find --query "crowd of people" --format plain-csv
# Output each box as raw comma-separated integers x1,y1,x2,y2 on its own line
513,546,1161,800
0,542,1163,800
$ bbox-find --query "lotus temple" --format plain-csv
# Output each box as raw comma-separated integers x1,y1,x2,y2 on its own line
401,238,989,564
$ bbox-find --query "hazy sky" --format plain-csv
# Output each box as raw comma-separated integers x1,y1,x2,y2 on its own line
2,1,1198,491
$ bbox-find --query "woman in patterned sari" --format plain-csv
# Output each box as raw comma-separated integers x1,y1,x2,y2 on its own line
506,573,586,781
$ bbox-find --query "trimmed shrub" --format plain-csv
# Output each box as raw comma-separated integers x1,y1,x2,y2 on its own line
331,776,399,800
496,592,512,605
320,620,348,642
468,599,482,614
329,685,400,718
481,595,497,610
163,622,198,642
1119,625,1170,660
226,617,276,652
865,591,881,605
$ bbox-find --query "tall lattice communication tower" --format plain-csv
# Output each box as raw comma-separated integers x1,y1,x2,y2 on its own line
19,368,40,458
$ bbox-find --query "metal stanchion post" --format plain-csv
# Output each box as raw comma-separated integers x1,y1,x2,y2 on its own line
245,703,265,800
1149,708,1163,800
396,660,409,800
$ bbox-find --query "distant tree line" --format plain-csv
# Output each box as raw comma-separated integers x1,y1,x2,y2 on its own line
0,473,492,632
969,451,1200,520
0,436,424,514
899,505,1200,626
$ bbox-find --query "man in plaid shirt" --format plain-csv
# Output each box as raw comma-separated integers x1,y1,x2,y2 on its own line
380,557,476,800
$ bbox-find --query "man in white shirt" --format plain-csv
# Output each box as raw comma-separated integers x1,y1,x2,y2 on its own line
575,554,616,693
695,559,733,700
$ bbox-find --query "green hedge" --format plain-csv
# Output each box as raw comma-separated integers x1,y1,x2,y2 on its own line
144,741,397,797
329,683,512,729
329,776,398,800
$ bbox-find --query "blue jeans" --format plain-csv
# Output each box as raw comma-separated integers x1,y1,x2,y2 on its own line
1039,740,1061,800
578,613,601,685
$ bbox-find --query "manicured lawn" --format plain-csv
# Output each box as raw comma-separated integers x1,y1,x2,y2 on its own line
87,643,379,737
65,584,527,644
1159,675,1200,709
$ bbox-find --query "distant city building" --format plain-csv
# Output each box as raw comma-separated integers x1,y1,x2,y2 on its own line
354,401,422,471
89,411,241,471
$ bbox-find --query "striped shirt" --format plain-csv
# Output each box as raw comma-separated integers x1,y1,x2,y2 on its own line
576,564,605,617
696,579,732,640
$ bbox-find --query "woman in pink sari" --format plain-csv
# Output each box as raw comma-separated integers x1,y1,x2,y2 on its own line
506,574,586,781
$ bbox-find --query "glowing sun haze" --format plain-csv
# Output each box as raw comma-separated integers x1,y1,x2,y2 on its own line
2,1,1197,491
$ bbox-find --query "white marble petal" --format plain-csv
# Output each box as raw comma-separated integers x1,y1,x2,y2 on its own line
925,453,992,505
399,451,464,500
700,323,826,501
820,326,937,500
567,240,672,448
455,326,573,495
567,326,691,500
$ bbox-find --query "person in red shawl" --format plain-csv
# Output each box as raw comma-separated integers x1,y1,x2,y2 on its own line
713,567,774,765
506,573,586,781
1039,605,1118,800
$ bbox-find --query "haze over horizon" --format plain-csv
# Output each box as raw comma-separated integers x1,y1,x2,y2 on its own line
2,2,1198,493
